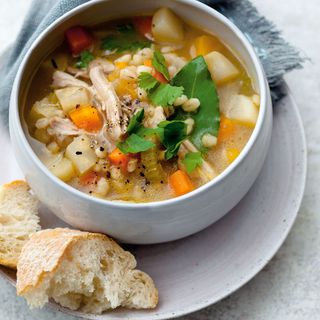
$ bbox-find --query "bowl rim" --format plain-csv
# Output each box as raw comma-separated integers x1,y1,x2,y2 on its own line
10,0,268,209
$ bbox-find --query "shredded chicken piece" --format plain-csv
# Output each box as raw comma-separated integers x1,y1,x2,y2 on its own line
179,140,218,182
67,59,115,80
49,117,115,152
49,117,84,136
89,66,123,141
89,58,115,74
52,71,90,89
66,66,90,79
143,106,166,128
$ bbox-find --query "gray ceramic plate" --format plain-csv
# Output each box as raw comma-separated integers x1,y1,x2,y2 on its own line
0,85,306,320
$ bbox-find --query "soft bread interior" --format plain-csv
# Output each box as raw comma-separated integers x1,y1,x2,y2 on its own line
0,181,40,268
21,233,158,313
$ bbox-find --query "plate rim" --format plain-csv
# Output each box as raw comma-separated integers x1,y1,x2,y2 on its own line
0,83,307,320
57,84,308,320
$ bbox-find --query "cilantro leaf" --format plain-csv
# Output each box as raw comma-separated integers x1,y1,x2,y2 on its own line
149,83,184,107
158,120,187,159
127,109,144,134
138,73,159,92
152,51,170,80
101,36,150,53
75,50,94,69
136,126,163,139
101,23,151,53
182,152,203,173
117,133,155,154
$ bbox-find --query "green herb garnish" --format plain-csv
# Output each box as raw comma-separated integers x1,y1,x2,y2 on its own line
152,51,170,80
117,133,155,154
171,56,220,152
101,23,151,53
75,50,95,69
138,73,184,107
158,120,187,160
182,152,203,173
149,84,184,107
126,109,145,134
138,73,159,92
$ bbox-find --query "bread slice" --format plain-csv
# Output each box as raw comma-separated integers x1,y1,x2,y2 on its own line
0,180,40,269
17,228,158,313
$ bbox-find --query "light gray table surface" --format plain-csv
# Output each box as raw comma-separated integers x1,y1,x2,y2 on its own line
0,1,319,319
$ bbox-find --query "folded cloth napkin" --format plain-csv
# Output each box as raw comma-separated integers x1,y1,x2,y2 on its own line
0,0,304,125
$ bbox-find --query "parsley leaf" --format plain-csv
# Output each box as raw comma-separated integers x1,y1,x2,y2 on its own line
138,73,159,92
75,50,94,69
182,152,203,173
138,73,184,107
158,120,187,159
149,83,184,107
101,23,151,53
127,109,144,134
117,133,155,154
136,127,163,139
152,51,170,80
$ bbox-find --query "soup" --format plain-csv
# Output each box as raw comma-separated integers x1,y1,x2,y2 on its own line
25,7,259,202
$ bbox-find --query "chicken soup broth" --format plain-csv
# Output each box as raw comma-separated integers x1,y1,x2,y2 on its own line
25,8,259,202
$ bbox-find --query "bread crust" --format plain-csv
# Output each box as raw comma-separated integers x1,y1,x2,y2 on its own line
0,180,40,269
2,180,30,189
17,228,133,295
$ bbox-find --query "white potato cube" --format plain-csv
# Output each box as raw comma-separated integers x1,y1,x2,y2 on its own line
29,97,61,123
204,51,239,85
65,135,97,175
152,7,185,43
55,87,91,113
225,94,259,126
49,157,75,182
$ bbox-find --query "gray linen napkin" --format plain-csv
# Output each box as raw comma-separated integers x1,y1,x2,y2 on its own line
0,0,304,125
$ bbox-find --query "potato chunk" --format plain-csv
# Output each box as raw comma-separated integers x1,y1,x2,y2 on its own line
152,7,184,43
28,96,61,126
55,87,91,113
49,157,76,182
204,51,239,85
65,135,97,175
224,94,259,126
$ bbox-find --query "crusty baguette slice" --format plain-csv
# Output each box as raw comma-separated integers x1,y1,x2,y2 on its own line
17,228,158,313
0,180,40,269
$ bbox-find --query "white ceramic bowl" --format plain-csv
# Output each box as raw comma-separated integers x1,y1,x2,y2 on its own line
9,0,272,244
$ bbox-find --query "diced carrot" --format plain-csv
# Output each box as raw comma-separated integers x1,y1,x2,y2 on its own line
115,61,129,69
144,59,152,67
194,35,223,56
115,79,138,99
169,170,194,196
218,115,236,142
152,69,168,83
69,106,103,132
108,148,131,173
79,170,99,186
65,26,93,55
226,148,240,163
133,16,153,37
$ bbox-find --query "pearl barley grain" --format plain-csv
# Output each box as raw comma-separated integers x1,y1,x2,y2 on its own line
95,147,107,158
182,98,200,112
202,133,218,148
95,177,110,196
173,94,188,107
185,118,195,135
